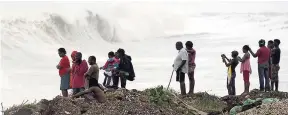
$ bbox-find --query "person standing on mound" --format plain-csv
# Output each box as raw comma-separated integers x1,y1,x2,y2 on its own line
72,52,88,95
70,51,77,89
221,51,239,95
173,42,188,95
185,41,196,94
57,48,71,97
267,40,274,80
271,39,281,91
238,45,252,95
100,51,118,87
248,39,270,92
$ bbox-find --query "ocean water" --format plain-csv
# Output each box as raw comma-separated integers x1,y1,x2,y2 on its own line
1,1,288,109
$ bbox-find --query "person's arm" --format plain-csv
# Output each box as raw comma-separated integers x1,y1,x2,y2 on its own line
177,51,187,71
85,66,94,78
238,53,250,62
249,48,258,58
80,60,89,76
72,88,93,98
101,60,109,70
223,58,233,67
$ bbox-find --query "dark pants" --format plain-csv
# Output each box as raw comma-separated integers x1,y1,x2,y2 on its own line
112,75,127,88
103,72,112,86
258,65,270,91
73,87,85,95
227,72,236,95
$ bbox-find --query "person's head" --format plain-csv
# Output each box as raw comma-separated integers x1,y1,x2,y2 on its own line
176,41,183,50
274,39,281,47
108,51,115,58
58,48,66,57
185,41,193,50
88,56,96,65
258,39,265,47
268,40,274,49
231,50,239,58
75,52,82,63
117,48,125,57
71,51,77,61
115,52,119,59
242,45,249,53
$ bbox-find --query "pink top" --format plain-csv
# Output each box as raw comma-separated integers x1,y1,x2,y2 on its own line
240,53,251,73
71,60,88,88
256,46,270,64
103,57,120,71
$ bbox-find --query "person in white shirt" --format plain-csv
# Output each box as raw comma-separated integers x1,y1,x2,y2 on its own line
173,41,189,95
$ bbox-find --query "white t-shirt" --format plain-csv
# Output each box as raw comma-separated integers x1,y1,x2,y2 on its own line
173,48,188,73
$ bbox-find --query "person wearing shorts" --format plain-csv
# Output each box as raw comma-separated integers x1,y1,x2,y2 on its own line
57,48,71,97
173,41,188,95
271,39,281,91
238,45,252,95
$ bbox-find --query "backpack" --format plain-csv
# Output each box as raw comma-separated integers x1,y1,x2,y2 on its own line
119,55,135,81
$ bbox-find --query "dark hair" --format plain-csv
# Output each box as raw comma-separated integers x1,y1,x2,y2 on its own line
108,51,115,57
185,41,193,48
268,40,274,44
89,56,96,62
176,41,183,46
117,48,125,55
231,51,239,58
258,39,265,47
58,48,66,54
274,39,281,45
243,45,249,50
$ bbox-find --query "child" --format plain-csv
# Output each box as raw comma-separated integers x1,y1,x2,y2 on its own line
238,45,252,95
100,51,119,87
221,51,239,95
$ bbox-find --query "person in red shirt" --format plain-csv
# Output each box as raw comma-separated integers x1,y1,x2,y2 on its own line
71,52,88,95
248,39,271,91
57,48,71,97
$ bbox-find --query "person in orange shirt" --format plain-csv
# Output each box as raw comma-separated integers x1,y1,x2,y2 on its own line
57,48,71,97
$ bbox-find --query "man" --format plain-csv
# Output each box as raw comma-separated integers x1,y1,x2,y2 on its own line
113,48,135,89
248,39,271,91
57,48,71,97
173,42,188,95
85,56,100,88
71,52,88,94
73,57,106,103
185,41,196,94
271,39,281,91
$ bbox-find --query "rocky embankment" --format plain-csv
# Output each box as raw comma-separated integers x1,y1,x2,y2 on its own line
4,87,288,115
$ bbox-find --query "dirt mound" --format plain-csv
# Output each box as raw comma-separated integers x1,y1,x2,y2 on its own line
239,99,288,115
4,86,206,115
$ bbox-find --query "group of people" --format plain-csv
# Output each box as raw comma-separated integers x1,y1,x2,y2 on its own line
56,38,281,101
172,39,281,97
220,39,281,96
56,48,135,102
